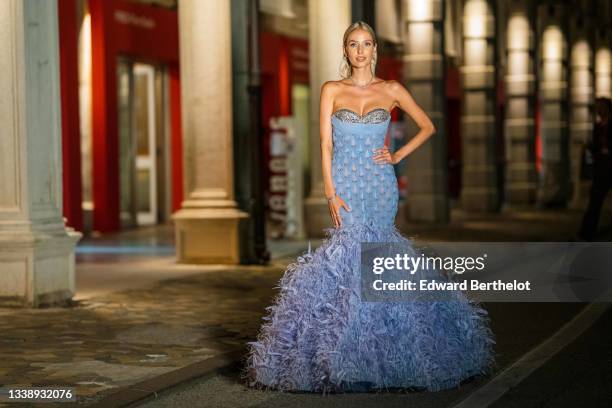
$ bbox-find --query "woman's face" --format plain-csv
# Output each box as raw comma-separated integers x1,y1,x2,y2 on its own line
344,29,376,71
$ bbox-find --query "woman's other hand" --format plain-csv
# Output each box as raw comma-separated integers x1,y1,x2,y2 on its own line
327,194,351,228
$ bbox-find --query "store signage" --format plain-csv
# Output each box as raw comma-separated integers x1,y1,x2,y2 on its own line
268,117,305,239
114,9,156,30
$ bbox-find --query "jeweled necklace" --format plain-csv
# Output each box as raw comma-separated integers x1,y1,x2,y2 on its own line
350,74,374,88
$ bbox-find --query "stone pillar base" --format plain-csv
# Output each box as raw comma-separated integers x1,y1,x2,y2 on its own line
404,194,450,223
173,209,248,264
506,183,538,206
0,226,81,308
304,196,332,238
569,180,591,210
461,188,500,212
537,163,569,206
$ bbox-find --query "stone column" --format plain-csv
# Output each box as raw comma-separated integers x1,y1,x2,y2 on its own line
594,6,611,99
568,3,594,210
461,0,499,212
595,26,612,98
173,0,248,263
0,0,81,307
400,0,449,222
305,0,351,237
504,0,537,206
231,0,269,264
594,0,612,212
536,3,570,207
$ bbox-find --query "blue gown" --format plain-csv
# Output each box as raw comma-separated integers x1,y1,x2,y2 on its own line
245,108,495,392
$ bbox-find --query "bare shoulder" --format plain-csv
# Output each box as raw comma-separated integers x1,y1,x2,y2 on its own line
321,80,343,94
381,79,414,106
383,79,406,94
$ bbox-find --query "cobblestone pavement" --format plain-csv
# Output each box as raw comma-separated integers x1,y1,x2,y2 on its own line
0,263,284,407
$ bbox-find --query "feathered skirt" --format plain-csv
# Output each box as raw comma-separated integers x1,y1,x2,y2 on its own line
245,222,495,393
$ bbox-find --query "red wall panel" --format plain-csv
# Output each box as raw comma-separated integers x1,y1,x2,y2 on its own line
58,0,84,231
169,64,183,213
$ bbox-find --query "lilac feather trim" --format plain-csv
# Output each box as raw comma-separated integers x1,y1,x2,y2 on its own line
244,221,496,393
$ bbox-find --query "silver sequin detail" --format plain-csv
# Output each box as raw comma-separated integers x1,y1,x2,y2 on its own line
332,108,390,124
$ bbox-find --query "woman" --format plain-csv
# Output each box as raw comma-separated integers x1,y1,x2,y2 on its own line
245,21,495,393
578,97,612,241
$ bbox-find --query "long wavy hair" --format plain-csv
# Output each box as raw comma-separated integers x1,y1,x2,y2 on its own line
339,21,378,80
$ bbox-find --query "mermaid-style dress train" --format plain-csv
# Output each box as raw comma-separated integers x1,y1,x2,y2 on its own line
245,108,495,392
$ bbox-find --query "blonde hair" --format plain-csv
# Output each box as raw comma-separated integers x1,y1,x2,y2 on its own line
340,21,378,79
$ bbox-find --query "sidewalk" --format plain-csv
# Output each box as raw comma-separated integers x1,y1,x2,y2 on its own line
0,262,285,406
0,208,610,407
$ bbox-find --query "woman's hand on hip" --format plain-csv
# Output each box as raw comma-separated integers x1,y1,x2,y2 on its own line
372,146,398,165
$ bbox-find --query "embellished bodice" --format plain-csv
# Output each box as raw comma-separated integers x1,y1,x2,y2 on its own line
330,108,397,227
332,108,391,125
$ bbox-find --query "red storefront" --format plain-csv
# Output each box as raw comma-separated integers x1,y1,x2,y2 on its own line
58,0,182,233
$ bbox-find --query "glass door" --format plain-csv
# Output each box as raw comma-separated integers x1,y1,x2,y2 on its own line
133,63,158,225
117,59,169,228
118,59,137,228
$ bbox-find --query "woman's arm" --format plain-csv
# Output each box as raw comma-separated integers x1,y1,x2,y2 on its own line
319,81,351,227
384,80,437,164
319,81,336,199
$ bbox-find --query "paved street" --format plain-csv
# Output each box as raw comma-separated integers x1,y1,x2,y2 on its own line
0,208,610,407
489,305,612,408
0,263,282,406
132,303,589,408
